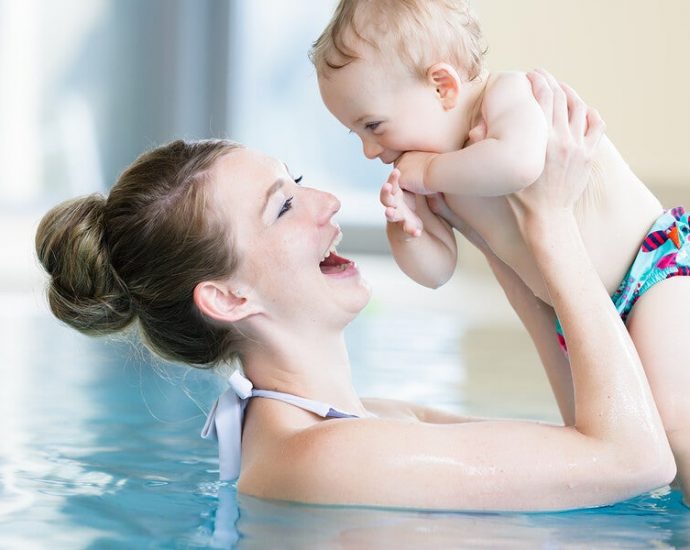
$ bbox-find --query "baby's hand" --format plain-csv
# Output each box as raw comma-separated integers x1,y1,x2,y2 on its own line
394,151,437,195
380,169,423,238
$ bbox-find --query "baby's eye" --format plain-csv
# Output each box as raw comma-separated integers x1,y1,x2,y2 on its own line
365,121,381,132
278,197,293,218
294,175,303,185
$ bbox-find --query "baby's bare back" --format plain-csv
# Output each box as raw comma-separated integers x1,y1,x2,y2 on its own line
446,135,663,305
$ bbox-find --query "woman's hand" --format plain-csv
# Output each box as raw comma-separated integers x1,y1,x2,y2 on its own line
506,70,605,239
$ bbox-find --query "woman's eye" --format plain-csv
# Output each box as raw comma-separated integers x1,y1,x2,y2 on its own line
278,197,293,218
365,121,381,132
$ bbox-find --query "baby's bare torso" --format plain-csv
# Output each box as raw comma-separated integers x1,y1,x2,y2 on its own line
444,135,663,304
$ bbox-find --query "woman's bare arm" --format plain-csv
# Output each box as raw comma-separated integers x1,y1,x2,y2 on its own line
263,214,673,511
486,252,576,425
427,192,576,425
243,72,675,512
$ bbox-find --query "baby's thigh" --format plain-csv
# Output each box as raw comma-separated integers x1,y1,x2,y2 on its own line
626,275,690,430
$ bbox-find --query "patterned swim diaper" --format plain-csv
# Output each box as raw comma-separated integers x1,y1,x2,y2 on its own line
556,206,690,352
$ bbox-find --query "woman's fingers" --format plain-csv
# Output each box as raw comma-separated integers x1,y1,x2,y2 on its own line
536,69,568,133
561,82,587,141
526,70,553,125
584,107,606,154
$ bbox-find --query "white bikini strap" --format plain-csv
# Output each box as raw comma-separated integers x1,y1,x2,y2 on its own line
200,383,245,481
201,371,359,481
229,370,360,417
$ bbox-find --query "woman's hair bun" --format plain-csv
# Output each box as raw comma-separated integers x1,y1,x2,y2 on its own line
35,194,135,334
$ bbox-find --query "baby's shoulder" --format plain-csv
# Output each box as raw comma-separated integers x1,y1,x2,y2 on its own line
484,70,531,98
481,70,540,119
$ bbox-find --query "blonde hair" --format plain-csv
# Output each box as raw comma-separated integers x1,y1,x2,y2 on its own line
36,139,245,368
310,0,486,81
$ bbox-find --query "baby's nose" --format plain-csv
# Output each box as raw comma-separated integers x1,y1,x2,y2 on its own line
363,140,382,160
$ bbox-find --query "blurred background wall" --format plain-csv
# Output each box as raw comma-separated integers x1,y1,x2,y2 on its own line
476,0,690,191
1,0,689,296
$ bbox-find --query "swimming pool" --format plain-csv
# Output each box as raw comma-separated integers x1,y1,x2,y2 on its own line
2,256,689,549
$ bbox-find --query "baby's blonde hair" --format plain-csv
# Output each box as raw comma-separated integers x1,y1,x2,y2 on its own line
310,0,486,81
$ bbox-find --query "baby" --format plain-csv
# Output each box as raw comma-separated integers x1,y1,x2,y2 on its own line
311,0,690,502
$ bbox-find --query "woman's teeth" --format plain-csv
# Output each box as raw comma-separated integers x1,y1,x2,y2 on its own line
321,232,343,262
318,232,354,274
321,245,337,262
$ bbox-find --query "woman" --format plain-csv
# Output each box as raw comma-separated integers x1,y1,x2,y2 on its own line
35,72,675,511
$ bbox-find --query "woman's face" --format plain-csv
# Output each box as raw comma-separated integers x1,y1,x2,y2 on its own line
207,148,371,329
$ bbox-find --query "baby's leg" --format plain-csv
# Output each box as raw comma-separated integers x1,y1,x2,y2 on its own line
627,276,690,506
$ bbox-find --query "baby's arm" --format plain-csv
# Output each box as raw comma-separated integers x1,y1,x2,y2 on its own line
425,72,548,196
381,170,457,289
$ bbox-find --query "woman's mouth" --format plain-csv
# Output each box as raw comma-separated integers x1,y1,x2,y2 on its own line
319,251,354,275
318,229,358,277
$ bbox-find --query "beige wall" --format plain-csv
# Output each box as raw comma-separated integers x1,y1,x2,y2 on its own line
473,0,690,190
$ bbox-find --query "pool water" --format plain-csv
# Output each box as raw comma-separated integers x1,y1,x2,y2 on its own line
2,288,689,549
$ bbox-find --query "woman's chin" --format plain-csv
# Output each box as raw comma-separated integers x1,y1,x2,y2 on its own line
353,281,372,312
339,277,372,322
318,256,372,321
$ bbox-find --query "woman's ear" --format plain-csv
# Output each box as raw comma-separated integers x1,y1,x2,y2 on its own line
193,281,259,324
427,63,461,110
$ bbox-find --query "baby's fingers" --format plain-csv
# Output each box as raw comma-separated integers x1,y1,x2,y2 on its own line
380,181,393,205
387,168,401,187
380,180,404,207
385,206,403,223
403,217,423,238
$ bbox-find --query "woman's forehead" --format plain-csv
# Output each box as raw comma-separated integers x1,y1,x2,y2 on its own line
210,149,286,204
208,149,287,229
216,148,285,182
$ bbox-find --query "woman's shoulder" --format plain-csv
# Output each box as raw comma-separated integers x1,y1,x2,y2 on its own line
237,412,410,504
361,397,420,420
236,401,480,505
363,397,476,424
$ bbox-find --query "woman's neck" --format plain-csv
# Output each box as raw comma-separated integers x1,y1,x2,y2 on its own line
240,328,367,417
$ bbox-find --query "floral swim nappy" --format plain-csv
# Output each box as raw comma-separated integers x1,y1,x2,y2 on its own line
556,206,690,353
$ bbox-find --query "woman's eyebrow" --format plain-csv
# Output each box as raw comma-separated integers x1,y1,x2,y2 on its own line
262,178,285,214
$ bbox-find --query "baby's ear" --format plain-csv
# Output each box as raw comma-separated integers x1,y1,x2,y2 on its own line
427,63,461,110
193,281,260,324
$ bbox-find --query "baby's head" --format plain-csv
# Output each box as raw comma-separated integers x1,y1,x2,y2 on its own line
311,0,484,82
311,0,486,163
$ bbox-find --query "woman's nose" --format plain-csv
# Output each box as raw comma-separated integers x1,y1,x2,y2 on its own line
314,190,340,225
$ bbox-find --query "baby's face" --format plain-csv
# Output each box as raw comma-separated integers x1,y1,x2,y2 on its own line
319,57,459,166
